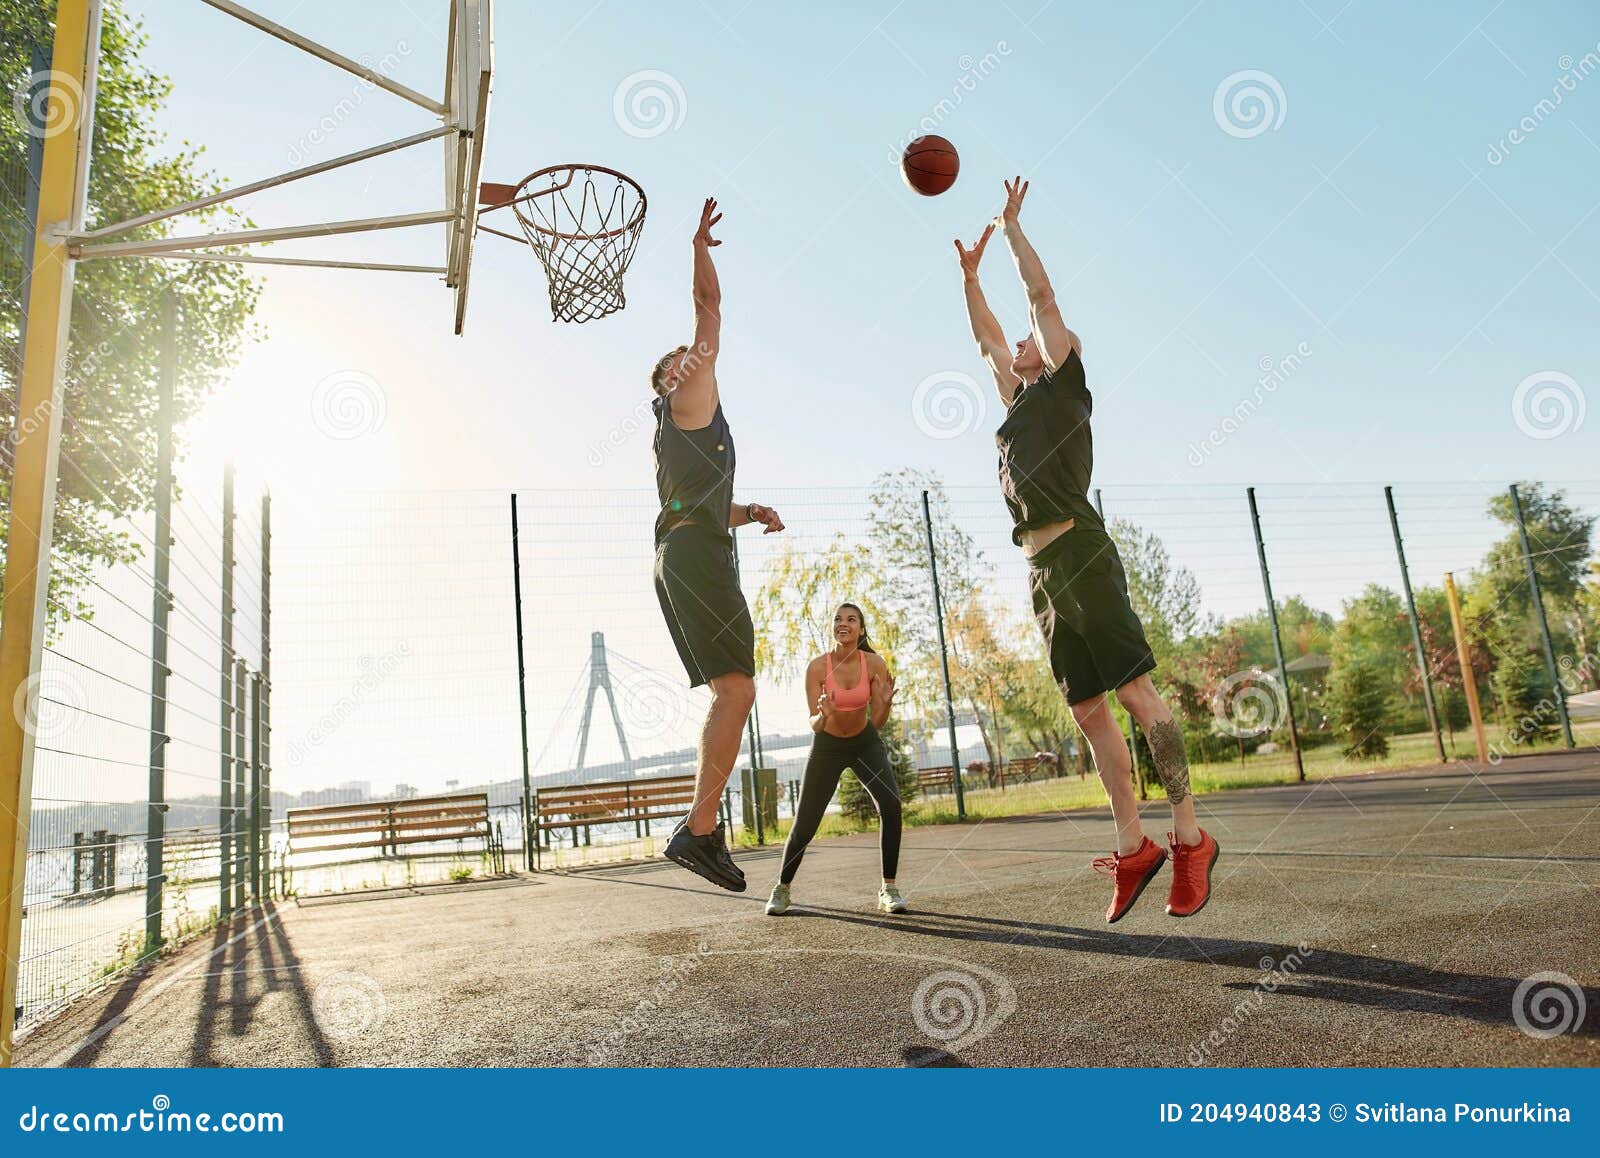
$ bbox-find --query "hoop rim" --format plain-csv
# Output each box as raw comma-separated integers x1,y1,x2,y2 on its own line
489,162,647,243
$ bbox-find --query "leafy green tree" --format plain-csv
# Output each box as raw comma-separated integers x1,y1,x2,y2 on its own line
1326,657,1390,759
1489,637,1558,747
2,0,260,628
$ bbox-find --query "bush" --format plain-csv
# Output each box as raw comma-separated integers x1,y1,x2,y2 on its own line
1328,658,1391,759
1492,649,1559,746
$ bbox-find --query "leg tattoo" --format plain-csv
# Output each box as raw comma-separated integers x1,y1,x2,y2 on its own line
1146,718,1191,804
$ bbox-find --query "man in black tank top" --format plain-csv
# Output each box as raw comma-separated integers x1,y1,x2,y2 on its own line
649,198,785,893
956,177,1218,923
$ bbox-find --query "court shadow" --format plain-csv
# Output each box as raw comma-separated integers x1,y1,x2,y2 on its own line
798,905,1600,1036
901,1044,972,1067
186,901,335,1067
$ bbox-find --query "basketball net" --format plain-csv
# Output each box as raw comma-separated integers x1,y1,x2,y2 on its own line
487,165,647,323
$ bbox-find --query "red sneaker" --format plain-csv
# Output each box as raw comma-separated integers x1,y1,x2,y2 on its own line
1091,836,1167,923
1166,829,1219,917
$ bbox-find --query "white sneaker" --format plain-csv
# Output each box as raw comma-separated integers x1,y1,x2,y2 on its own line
765,882,791,915
878,884,908,914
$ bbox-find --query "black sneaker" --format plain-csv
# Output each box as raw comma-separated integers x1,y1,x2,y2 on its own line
664,820,746,892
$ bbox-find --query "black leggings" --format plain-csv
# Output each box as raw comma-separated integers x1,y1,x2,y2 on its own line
779,724,902,885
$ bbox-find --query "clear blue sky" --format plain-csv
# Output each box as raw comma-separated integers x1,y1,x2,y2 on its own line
131,0,1599,496
101,0,1600,794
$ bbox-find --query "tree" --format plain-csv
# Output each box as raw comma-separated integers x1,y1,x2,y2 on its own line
2,0,260,630
1326,658,1390,760
1107,517,1205,660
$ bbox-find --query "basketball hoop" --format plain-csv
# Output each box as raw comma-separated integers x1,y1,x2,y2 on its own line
480,164,646,323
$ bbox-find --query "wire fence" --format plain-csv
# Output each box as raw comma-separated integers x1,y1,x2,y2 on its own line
4,121,278,1033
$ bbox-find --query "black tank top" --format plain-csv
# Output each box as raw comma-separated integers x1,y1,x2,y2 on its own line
996,349,1104,545
653,396,735,543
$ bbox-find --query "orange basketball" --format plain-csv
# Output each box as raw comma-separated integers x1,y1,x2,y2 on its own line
901,135,959,196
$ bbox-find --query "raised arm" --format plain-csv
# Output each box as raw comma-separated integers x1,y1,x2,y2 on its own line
671,198,723,426
955,224,1019,403
998,177,1079,375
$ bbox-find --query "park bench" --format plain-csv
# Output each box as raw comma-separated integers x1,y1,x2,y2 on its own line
1001,754,1059,785
916,766,956,795
286,793,502,871
531,774,697,867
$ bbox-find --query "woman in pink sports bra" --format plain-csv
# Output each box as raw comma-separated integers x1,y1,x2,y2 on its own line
765,603,906,916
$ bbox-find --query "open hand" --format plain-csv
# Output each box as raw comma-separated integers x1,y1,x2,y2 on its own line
694,197,723,247
747,502,784,534
871,669,897,710
954,223,995,275
999,175,1029,225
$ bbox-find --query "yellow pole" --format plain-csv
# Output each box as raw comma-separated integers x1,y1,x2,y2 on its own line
1,0,97,1066
1443,572,1489,765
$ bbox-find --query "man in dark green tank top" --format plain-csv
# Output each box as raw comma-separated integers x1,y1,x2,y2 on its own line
956,177,1218,923
649,198,784,893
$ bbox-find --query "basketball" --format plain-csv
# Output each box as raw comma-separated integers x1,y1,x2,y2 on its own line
901,135,959,196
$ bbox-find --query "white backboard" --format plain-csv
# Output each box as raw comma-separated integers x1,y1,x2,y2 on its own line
445,0,493,335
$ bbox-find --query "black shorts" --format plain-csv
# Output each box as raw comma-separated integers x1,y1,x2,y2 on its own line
653,524,756,688
1027,526,1156,705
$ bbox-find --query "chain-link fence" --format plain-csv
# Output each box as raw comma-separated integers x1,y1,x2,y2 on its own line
260,479,1597,881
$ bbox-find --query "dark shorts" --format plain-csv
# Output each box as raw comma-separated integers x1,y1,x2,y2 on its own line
653,524,756,688
1027,526,1156,705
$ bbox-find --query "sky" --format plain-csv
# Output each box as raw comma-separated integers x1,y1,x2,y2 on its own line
51,0,1600,798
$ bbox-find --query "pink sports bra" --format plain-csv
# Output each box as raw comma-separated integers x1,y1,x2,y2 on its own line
824,650,871,712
